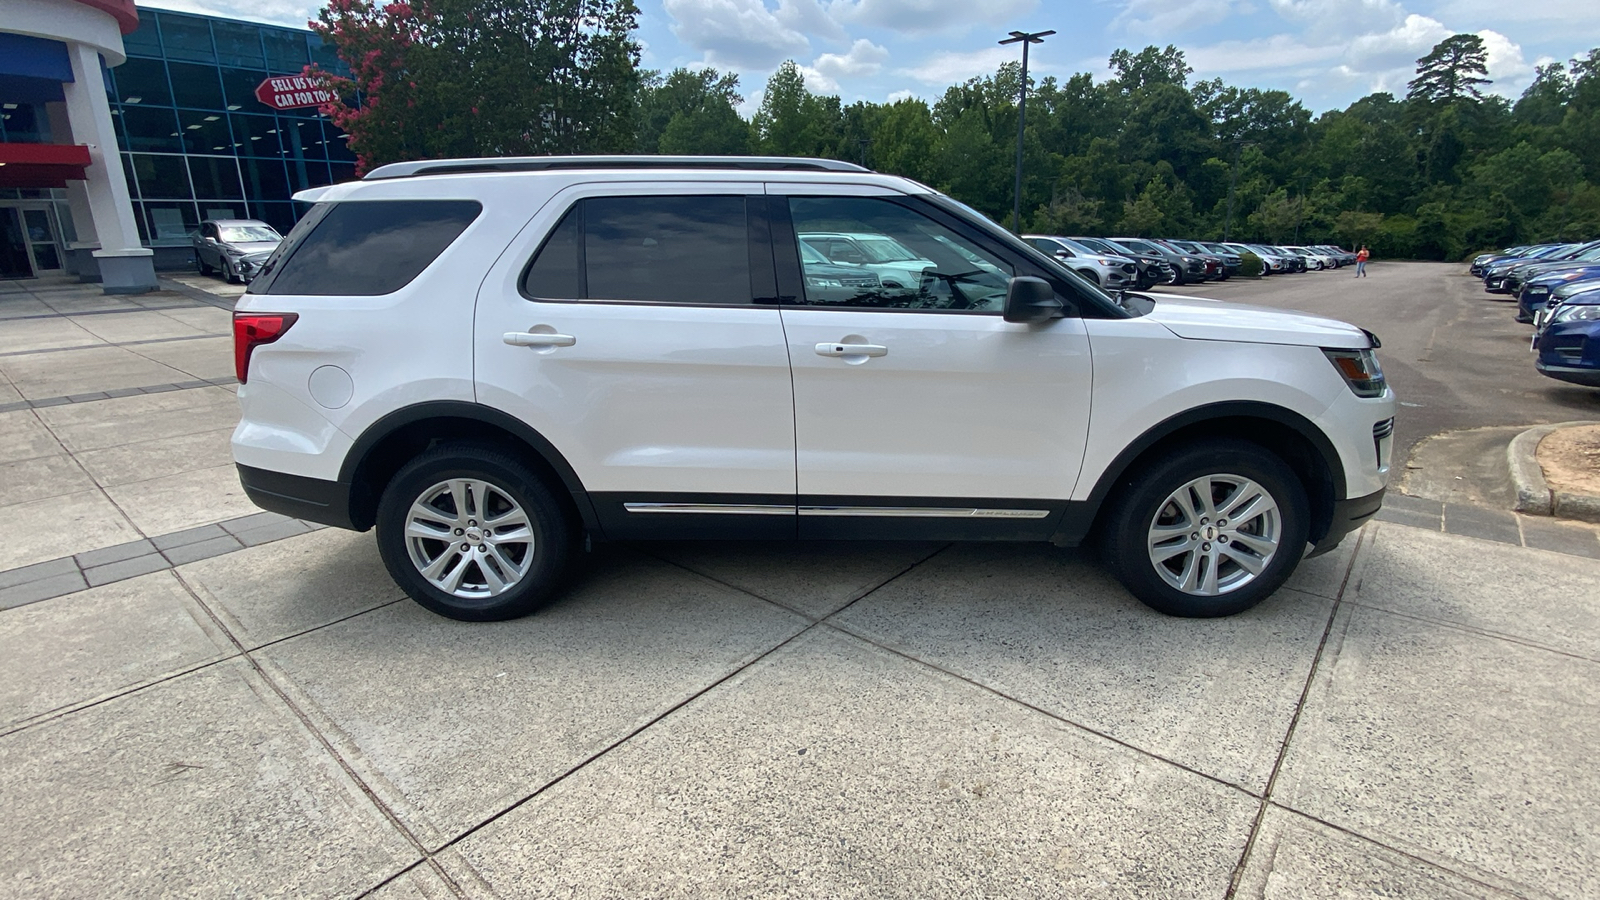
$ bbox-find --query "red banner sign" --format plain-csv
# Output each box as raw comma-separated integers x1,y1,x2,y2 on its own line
254,75,336,111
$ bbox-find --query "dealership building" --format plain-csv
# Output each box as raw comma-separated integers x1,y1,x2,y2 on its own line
2,1,354,290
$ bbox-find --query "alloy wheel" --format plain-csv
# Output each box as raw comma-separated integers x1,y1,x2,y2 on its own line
1146,473,1281,596
403,478,535,599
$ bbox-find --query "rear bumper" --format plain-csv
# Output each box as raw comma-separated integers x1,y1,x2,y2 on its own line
1308,487,1385,558
238,464,360,530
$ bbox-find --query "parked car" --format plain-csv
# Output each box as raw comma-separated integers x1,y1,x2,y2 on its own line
1196,242,1244,276
1071,236,1168,289
1516,266,1600,323
234,154,1392,623
1110,237,1206,284
193,219,283,283
797,240,882,305
1501,241,1600,298
1239,244,1291,274
798,232,933,293
1534,289,1600,387
1167,240,1233,279
1483,243,1583,293
1023,235,1140,290
1471,245,1537,277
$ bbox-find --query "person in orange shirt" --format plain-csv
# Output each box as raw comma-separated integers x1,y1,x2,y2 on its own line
1355,245,1370,277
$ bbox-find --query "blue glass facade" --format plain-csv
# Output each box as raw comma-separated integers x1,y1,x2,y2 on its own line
108,7,356,246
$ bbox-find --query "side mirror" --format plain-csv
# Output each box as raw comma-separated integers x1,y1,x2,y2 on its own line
1003,276,1064,324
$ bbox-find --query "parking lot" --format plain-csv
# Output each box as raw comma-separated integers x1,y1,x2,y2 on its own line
3,264,1599,898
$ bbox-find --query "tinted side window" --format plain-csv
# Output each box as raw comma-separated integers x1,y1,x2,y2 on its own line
787,196,1013,312
521,195,752,305
264,200,481,296
521,204,581,299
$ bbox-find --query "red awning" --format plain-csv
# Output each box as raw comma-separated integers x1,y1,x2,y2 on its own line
0,143,92,189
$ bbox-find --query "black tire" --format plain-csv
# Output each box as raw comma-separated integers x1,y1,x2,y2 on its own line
224,264,240,285
1166,267,1184,286
1098,439,1309,618
198,256,212,275
375,443,573,621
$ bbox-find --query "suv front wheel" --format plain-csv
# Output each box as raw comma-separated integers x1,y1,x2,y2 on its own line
375,444,572,621
1101,439,1309,617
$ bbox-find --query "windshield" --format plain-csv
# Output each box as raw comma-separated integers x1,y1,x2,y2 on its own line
799,242,830,265
219,225,281,243
1073,237,1121,255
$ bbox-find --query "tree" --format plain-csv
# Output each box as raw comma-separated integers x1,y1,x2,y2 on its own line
638,68,750,155
1407,34,1491,104
309,0,641,174
1248,189,1302,242
1109,45,1191,92
1333,210,1384,248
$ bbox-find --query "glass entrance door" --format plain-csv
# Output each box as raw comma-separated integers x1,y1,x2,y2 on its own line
0,208,33,279
21,208,62,271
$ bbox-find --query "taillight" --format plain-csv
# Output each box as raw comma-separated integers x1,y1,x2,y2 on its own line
233,313,298,384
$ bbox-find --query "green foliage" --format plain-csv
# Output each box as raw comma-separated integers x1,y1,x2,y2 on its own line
313,21,1598,258
1238,251,1263,277
310,0,641,173
1408,34,1491,103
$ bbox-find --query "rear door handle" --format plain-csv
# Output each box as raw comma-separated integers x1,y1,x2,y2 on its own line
815,342,887,358
504,331,576,348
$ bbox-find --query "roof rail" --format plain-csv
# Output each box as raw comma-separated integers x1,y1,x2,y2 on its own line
363,155,871,180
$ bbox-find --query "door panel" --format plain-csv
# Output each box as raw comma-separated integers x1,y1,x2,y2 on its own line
474,183,797,539
772,191,1095,538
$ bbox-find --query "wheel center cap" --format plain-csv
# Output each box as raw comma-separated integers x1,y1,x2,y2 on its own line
465,527,483,542
1203,525,1217,541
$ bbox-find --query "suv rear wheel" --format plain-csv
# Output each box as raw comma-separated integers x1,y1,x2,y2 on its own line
1100,439,1308,617
375,443,572,621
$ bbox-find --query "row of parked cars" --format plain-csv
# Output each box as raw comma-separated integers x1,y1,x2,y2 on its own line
1471,240,1600,387
1022,235,1356,291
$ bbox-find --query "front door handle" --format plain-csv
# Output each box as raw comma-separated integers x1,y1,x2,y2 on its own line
504,331,576,348
815,342,887,358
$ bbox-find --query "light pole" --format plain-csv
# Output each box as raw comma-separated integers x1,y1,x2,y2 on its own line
1000,29,1053,233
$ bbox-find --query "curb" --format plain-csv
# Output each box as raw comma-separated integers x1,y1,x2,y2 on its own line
1508,421,1600,523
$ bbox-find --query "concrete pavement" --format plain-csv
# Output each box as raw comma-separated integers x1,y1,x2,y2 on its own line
3,272,1600,898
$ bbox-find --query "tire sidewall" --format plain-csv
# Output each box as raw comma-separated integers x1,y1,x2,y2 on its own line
375,445,571,621
1104,440,1309,618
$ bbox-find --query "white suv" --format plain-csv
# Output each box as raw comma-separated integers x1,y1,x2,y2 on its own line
232,156,1394,621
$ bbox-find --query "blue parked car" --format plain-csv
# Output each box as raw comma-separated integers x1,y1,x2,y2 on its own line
1535,289,1600,387
1517,265,1600,323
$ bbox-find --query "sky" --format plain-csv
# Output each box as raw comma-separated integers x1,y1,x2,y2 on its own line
141,0,1600,116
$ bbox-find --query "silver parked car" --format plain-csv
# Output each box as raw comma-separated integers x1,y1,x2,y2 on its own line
193,219,282,283
1023,235,1140,290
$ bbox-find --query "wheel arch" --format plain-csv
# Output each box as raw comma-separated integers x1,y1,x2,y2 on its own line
339,401,597,532
1063,401,1345,547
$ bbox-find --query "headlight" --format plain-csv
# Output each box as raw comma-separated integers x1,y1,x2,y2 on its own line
806,276,843,288
1323,348,1386,398
1551,305,1600,324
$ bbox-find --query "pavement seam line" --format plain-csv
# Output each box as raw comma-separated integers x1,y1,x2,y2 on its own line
1224,525,1368,899
820,616,1261,799
1338,598,1600,664
434,542,953,859
1261,801,1561,900
0,650,243,741
434,621,824,855
0,331,221,358
167,570,444,871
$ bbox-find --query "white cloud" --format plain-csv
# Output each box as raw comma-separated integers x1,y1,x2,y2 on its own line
775,0,849,43
664,0,812,69
831,0,1038,38
1114,0,1245,36
899,45,1017,84
887,88,916,102
1478,29,1534,97
1186,33,1342,74
814,39,890,79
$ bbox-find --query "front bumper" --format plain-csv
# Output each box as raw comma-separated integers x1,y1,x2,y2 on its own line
1308,487,1385,558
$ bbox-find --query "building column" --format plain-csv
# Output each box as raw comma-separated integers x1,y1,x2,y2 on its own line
61,41,155,293
44,100,102,281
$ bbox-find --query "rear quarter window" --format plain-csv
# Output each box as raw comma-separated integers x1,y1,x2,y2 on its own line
258,199,481,296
